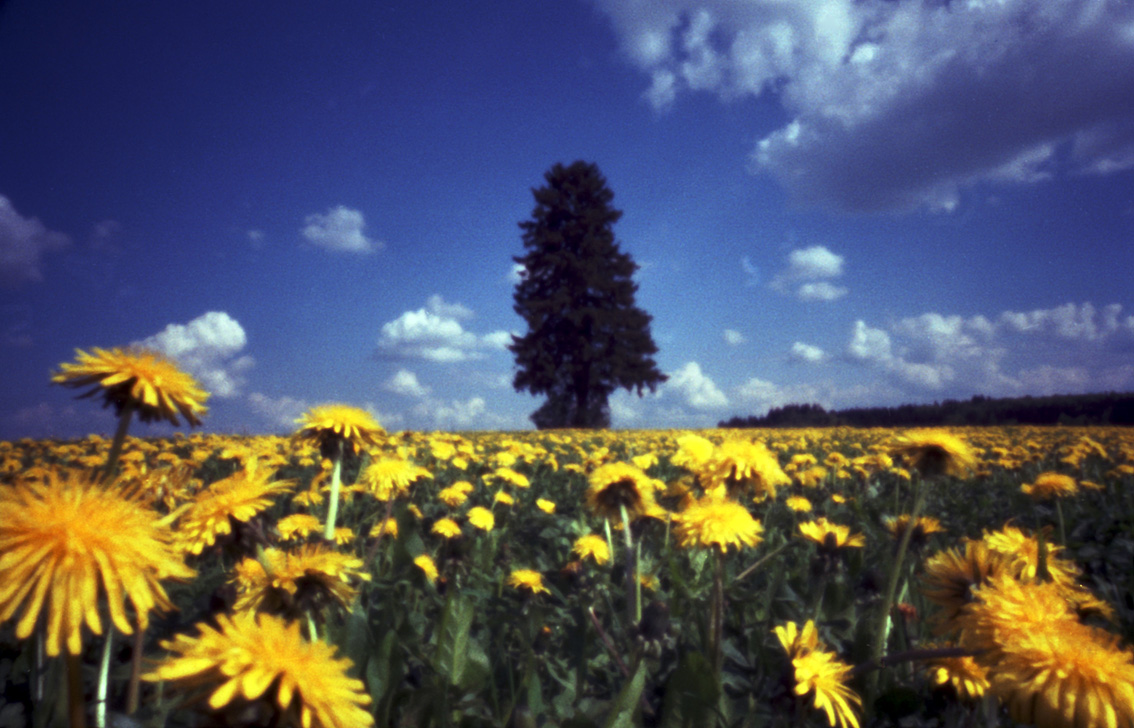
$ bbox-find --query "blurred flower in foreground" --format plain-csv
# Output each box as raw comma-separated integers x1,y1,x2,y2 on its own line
177,460,294,555
292,404,385,458
1021,471,1078,501
507,568,549,595
774,620,861,728
467,506,495,532
572,533,611,565
52,346,209,427
585,462,657,520
928,654,989,701
890,430,977,479
414,555,439,584
673,496,764,552
232,544,369,618
145,611,373,728
0,469,195,656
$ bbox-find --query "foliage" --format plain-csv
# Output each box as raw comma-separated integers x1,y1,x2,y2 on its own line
510,160,666,429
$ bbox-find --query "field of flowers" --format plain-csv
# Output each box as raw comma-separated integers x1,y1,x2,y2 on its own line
3,416,1134,728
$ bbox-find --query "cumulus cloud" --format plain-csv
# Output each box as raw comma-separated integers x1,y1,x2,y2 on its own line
376,297,510,362
138,311,252,398
384,368,430,398
247,392,308,430
723,329,745,346
665,361,729,409
770,245,847,301
301,205,381,253
790,341,826,363
595,0,1134,211
847,302,1134,397
0,195,71,287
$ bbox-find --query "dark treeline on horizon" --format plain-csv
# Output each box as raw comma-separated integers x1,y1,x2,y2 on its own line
719,392,1134,429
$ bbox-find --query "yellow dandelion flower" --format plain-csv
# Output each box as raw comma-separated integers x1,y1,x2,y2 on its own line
774,620,821,659
368,518,398,540
467,506,495,532
672,434,715,471
928,654,989,701
177,461,294,555
673,496,764,552
293,403,385,457
491,467,530,488
1021,471,1079,500
231,544,369,616
430,518,462,539
585,462,658,520
507,569,549,595
145,611,373,727
982,525,1079,586
52,346,209,426
798,518,865,551
494,491,515,506
890,430,977,479
795,465,829,489
332,527,355,545
414,555,439,584
631,453,658,470
703,439,789,501
276,513,322,542
786,496,813,512
0,469,195,656
536,498,556,514
791,649,862,728
571,534,611,565
921,540,1013,632
437,485,469,507
883,514,946,546
360,456,431,501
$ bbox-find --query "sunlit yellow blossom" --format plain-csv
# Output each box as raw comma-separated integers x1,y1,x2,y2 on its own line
52,346,209,426
1021,471,1079,500
631,453,658,470
360,456,431,501
921,539,1013,632
672,434,715,471
177,461,294,555
981,525,1079,586
571,534,611,565
536,498,556,514
774,620,821,659
890,430,977,479
585,462,658,520
332,527,355,545
928,654,989,701
414,555,439,584
437,485,469,507
145,611,373,728
368,518,398,539
795,465,829,488
232,545,369,616
494,491,514,506
293,404,385,457
883,515,946,545
507,568,549,595
673,496,764,552
0,469,195,656
430,518,462,539
791,649,862,728
703,439,789,501
491,467,530,488
467,506,495,532
786,496,813,512
798,518,865,550
276,513,322,542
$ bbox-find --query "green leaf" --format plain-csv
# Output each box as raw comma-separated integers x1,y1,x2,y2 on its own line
659,652,719,728
434,594,475,687
601,661,645,728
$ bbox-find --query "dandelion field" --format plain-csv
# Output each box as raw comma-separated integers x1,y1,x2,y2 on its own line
3,423,1134,728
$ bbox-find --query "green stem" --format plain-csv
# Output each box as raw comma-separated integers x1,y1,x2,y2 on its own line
126,621,143,714
619,505,637,630
867,476,927,702
96,628,112,728
102,400,136,481
1055,499,1067,547
67,651,86,728
323,441,344,541
709,548,725,680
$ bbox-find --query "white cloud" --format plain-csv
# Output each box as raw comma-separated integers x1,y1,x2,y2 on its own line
138,311,251,398
376,297,509,362
665,361,729,409
384,368,430,398
595,0,1134,211
247,392,308,430
508,262,525,285
847,301,1134,398
301,205,381,253
0,195,71,287
790,341,826,363
723,329,745,346
770,245,847,301
247,229,265,248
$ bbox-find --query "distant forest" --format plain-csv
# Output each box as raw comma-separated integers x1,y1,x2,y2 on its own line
719,392,1134,428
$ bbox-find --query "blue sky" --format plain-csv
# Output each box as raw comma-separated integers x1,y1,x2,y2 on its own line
2,0,1134,439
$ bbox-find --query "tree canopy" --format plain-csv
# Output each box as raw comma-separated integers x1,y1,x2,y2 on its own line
510,161,666,429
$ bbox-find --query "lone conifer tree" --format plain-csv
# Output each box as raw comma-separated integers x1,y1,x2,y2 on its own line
510,161,666,429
